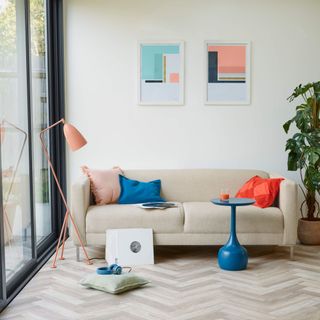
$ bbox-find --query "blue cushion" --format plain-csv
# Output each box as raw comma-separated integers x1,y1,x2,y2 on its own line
118,175,165,204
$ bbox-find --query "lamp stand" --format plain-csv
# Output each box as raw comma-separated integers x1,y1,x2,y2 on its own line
40,119,92,268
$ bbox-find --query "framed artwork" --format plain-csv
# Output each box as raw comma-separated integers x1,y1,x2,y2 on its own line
106,228,154,266
138,41,184,105
205,41,251,105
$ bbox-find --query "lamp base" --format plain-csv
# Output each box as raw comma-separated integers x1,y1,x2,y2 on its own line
51,210,92,268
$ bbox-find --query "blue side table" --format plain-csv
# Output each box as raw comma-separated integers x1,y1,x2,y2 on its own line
211,198,255,271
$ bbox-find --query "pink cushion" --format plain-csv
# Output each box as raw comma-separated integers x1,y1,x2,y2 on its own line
81,166,123,205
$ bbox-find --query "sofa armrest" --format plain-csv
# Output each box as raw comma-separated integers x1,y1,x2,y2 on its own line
269,173,298,245
71,175,91,246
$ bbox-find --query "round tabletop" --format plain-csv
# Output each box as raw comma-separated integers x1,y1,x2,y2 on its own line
211,198,255,206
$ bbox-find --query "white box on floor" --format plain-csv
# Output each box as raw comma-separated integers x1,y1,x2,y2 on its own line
106,228,154,266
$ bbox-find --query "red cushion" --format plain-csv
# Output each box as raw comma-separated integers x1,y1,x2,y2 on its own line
235,176,284,208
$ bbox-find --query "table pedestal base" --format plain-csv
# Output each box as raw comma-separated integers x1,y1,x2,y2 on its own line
218,205,248,271
218,244,248,271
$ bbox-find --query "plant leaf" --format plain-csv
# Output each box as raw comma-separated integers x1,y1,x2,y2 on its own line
287,151,300,171
283,120,292,133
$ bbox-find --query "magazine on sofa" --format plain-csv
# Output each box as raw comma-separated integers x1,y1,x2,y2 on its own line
135,202,178,210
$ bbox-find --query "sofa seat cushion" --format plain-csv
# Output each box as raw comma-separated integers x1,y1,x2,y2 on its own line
183,202,283,234
86,203,184,234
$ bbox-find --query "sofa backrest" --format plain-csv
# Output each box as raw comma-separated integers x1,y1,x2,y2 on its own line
123,169,269,202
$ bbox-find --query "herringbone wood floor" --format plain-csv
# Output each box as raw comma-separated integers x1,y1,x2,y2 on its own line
1,241,320,320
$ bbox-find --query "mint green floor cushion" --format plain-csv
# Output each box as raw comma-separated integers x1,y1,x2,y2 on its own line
80,273,149,294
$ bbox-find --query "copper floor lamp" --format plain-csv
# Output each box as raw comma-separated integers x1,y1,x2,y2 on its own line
40,119,92,268
0,119,27,244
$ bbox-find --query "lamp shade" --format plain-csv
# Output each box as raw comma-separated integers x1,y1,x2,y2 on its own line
63,123,87,151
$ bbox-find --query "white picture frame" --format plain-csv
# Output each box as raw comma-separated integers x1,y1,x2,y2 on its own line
106,228,154,266
205,41,251,105
138,40,184,106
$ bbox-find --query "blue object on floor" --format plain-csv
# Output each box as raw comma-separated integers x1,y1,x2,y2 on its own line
96,264,122,275
211,198,255,271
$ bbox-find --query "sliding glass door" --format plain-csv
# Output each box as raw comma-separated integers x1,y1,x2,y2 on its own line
0,0,34,283
29,0,52,244
0,0,65,311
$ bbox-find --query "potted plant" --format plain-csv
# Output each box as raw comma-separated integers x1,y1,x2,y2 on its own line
283,81,320,244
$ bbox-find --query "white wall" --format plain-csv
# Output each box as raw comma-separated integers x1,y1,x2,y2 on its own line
64,0,320,187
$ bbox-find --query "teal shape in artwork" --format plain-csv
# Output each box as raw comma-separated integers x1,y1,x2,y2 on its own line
141,45,180,80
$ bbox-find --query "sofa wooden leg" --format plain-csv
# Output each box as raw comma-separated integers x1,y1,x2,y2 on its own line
76,246,80,262
290,245,295,260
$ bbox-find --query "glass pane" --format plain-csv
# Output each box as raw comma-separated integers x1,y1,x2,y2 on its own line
29,0,52,243
0,0,33,282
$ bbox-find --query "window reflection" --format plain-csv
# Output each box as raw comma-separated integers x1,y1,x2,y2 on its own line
0,0,33,282
30,0,52,243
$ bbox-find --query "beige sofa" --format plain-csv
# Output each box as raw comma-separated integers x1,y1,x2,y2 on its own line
71,169,298,257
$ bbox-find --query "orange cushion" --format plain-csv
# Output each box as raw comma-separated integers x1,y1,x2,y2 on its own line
235,176,284,208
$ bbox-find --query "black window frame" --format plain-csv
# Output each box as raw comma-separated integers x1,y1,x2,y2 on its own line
0,0,66,311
